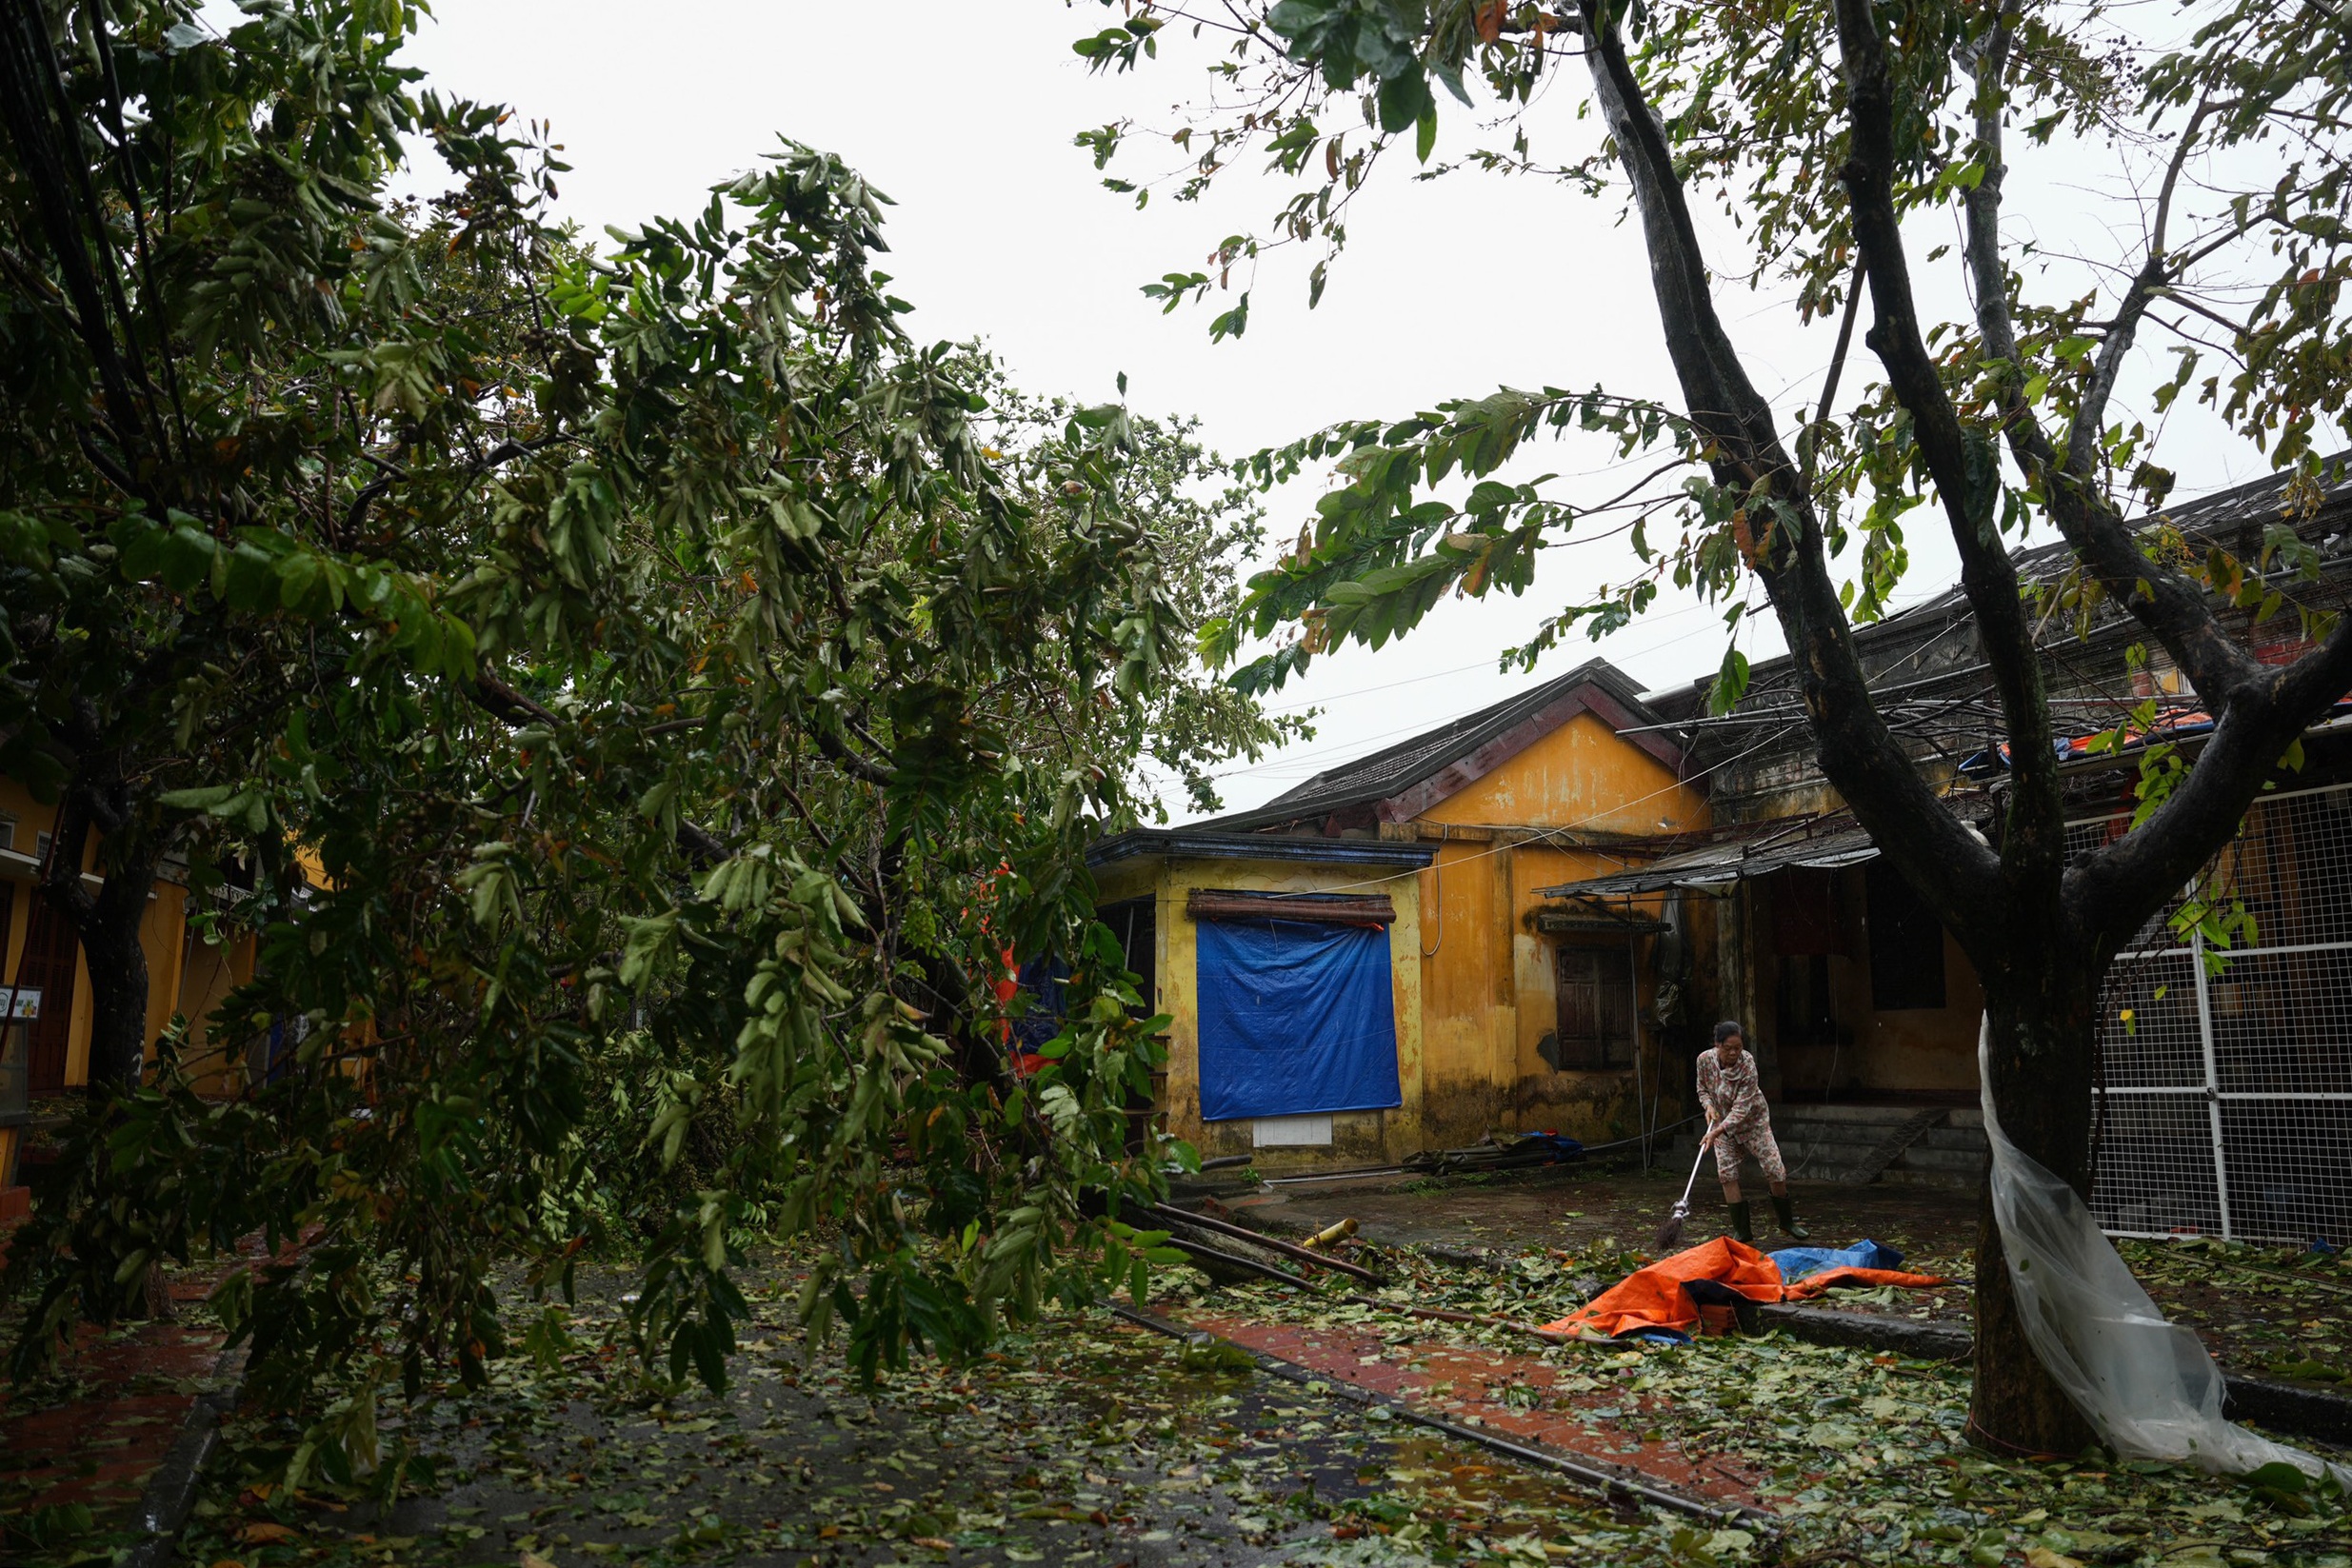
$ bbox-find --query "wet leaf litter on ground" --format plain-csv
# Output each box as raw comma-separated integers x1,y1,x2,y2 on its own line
1261,1164,2352,1390
128,1241,2352,1568
161,1262,1707,1568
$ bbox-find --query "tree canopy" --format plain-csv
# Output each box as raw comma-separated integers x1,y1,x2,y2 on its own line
0,0,1285,1479
1068,0,2352,1452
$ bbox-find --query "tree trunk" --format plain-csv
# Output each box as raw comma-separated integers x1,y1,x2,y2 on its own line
76,890,151,1095
1966,965,2102,1456
43,784,164,1099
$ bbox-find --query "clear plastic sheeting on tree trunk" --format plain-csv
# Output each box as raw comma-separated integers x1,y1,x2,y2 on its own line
1979,1020,2350,1484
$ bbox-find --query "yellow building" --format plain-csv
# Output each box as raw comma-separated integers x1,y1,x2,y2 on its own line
1088,659,1711,1171
0,778,263,1210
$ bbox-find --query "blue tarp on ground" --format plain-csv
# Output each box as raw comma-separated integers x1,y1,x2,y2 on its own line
1196,918,1401,1122
1768,1239,1906,1282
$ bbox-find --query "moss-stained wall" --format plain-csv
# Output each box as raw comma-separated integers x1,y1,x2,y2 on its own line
1094,699,1748,1164
1410,710,1711,1148
1094,849,1425,1175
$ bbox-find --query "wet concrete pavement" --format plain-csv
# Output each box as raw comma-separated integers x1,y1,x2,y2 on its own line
1228,1164,1981,1277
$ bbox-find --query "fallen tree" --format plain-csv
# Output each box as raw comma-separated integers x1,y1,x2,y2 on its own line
0,0,1287,1477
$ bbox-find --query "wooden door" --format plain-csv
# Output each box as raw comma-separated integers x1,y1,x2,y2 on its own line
1553,944,1634,1070
16,897,79,1094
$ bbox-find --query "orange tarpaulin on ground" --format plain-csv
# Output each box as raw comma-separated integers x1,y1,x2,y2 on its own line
1782,1264,1950,1300
1539,1237,1950,1339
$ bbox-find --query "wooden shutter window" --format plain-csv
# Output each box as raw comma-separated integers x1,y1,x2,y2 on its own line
1550,943,1635,1070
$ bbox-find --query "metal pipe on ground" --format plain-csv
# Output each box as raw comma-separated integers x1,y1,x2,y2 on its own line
1259,1165,1405,1185
1146,1201,1384,1284
1159,1234,1319,1292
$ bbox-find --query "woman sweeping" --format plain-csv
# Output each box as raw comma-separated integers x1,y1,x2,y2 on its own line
1697,1019,1807,1242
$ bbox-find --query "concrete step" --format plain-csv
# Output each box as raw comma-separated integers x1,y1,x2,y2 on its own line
1880,1166,1981,1191
1888,1144,1988,1173
1670,1104,1989,1189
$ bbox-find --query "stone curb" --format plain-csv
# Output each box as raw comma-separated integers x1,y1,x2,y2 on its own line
2222,1374,2352,1447
1755,1302,1972,1361
121,1341,248,1568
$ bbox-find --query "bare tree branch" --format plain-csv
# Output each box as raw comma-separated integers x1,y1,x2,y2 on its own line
2068,93,2217,474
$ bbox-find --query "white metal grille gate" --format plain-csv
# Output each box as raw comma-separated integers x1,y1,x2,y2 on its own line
2074,779,2352,1244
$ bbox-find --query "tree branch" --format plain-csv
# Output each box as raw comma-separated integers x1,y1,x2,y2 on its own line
1833,0,2064,884
470,674,558,728
345,436,565,538
0,3,155,486
1799,255,1865,492
814,723,895,787
2067,92,2214,476
1954,19,2262,713
465,676,733,866
37,785,98,926
1578,0,1999,931
2072,614,2352,943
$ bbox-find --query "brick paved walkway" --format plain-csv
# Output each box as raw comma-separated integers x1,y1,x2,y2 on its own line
0,1271,229,1539
1169,1305,1781,1510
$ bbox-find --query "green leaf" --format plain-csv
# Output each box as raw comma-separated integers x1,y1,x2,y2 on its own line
2243,1460,2309,1495
159,526,218,594
110,512,167,580
1708,646,1750,715
158,784,239,812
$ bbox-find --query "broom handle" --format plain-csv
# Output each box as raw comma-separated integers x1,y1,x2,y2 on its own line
1677,1134,1708,1205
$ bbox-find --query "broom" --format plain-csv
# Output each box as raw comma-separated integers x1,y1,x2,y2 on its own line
1649,1139,1711,1254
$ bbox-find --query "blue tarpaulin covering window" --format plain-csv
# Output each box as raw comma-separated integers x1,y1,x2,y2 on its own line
1196,918,1401,1122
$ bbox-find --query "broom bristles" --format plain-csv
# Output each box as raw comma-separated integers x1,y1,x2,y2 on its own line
1648,1207,1687,1254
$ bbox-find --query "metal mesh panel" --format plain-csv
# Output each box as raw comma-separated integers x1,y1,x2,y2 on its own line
2080,780,2352,1243
2209,949,2352,1096
2098,951,2204,1089
2092,1091,2223,1237
2222,1099,2352,1245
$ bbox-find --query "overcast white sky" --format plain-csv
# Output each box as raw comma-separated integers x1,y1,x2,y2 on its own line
392,2,2289,823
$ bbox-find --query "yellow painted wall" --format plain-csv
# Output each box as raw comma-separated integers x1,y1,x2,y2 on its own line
1411,838,1510,1143
1407,710,1712,1147
1095,851,1425,1175
0,775,250,1105
177,933,258,1094
1421,710,1701,836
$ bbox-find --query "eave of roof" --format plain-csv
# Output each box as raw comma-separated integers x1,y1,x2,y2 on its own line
1085,828,1437,870
1532,819,1881,899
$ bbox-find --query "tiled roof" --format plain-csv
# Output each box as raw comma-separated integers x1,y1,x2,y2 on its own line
1201,657,1664,833
1644,456,2352,722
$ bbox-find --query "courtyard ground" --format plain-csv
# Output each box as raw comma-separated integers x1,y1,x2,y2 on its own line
1239,1162,2352,1390
121,1252,2352,1568
10,1166,2352,1566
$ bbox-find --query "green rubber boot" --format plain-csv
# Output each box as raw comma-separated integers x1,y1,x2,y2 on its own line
1771,1194,1810,1241
1727,1200,1754,1243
